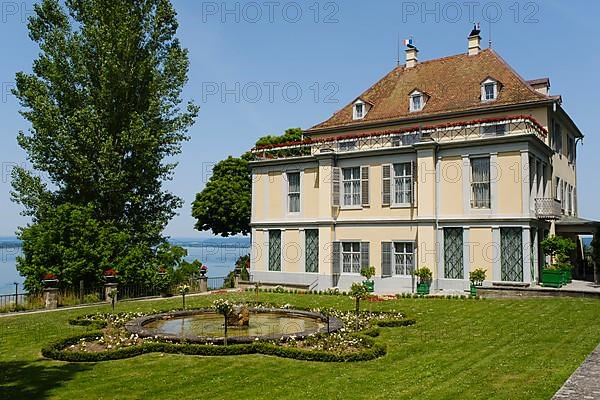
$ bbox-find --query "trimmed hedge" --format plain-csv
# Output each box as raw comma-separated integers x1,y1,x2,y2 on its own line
42,331,387,363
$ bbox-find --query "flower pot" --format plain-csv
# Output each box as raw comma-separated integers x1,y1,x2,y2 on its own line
562,270,572,284
417,283,430,295
470,285,477,297
541,269,563,288
362,280,374,293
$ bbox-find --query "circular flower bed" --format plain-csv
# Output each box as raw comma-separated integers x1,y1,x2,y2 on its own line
43,304,415,363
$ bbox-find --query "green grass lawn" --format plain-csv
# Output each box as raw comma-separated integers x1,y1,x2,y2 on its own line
1,293,599,400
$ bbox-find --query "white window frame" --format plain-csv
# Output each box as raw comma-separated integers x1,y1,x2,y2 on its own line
393,242,415,276
470,156,491,209
481,78,498,102
392,162,413,206
353,100,368,120
341,242,361,274
286,171,301,214
409,91,425,112
342,167,361,207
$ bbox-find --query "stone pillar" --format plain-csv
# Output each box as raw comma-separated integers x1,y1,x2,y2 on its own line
104,283,118,303
233,274,240,288
199,276,208,293
44,288,59,310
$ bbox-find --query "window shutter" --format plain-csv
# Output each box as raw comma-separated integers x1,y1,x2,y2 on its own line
382,242,392,278
411,161,416,206
361,166,370,206
382,164,391,206
331,167,341,207
332,241,341,275
360,242,370,270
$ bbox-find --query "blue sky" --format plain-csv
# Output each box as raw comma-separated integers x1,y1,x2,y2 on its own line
0,0,598,238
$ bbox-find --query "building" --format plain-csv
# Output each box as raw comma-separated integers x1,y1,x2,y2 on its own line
248,28,596,293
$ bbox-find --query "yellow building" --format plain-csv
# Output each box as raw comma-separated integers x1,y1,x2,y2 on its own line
248,29,592,293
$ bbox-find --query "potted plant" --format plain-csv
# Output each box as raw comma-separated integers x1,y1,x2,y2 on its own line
469,268,487,297
540,235,576,288
104,269,118,282
360,266,376,293
199,264,208,277
42,273,59,288
414,267,433,295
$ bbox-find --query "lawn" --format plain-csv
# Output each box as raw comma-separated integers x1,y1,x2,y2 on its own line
1,293,599,399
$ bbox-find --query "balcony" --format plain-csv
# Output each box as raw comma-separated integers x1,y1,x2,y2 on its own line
535,198,562,220
251,115,548,161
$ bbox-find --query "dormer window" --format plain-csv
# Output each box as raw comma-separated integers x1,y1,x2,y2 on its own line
352,99,370,120
409,90,426,112
481,78,499,101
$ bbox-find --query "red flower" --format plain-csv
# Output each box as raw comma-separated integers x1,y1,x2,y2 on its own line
43,273,58,280
200,265,208,271
104,269,118,276
158,267,167,273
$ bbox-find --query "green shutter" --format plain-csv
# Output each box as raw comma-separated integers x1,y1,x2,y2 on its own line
501,228,523,282
332,241,341,276
361,242,370,270
444,228,464,279
268,230,281,271
305,230,319,273
382,242,392,277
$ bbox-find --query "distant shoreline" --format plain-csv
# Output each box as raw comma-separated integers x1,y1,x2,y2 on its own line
0,237,251,250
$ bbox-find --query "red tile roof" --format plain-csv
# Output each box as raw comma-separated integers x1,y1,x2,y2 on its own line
308,49,555,132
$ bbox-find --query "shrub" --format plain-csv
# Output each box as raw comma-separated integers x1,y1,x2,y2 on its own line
414,267,433,284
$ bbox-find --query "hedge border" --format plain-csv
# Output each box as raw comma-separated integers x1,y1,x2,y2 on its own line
45,313,416,363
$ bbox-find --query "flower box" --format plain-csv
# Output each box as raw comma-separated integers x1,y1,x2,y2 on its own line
416,283,430,295
541,269,563,288
362,280,374,293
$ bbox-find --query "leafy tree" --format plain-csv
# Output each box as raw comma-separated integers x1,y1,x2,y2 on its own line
540,235,576,265
591,231,600,283
191,128,302,237
12,0,198,285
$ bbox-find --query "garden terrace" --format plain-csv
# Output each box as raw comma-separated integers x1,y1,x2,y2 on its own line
1,292,599,399
250,115,548,161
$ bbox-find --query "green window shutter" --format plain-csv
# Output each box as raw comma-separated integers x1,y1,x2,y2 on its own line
411,160,417,206
443,228,463,279
331,167,341,207
382,164,391,206
361,166,370,206
332,241,341,276
501,227,523,282
381,242,392,277
361,242,370,270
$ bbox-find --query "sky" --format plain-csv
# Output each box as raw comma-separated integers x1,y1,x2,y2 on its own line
0,0,599,238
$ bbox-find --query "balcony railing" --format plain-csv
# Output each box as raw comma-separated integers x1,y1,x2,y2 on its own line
251,115,548,161
535,198,562,220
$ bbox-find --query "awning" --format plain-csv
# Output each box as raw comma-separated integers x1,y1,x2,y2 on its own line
555,216,600,235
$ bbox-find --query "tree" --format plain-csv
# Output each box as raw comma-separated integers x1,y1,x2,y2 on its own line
540,235,576,265
591,231,600,283
12,0,198,285
349,282,370,331
191,128,302,237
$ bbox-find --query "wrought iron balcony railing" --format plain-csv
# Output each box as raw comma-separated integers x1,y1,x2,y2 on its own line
251,115,548,161
535,198,562,220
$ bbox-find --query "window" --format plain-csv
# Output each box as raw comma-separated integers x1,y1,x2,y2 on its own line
393,163,413,205
355,103,364,119
268,230,281,271
342,242,361,273
305,230,319,273
393,242,414,275
500,227,523,282
481,78,499,101
471,157,491,209
444,228,464,279
481,123,507,136
339,140,357,152
553,122,563,153
353,101,368,120
567,136,576,163
410,94,423,112
287,172,300,213
555,177,561,201
484,83,496,100
342,167,361,206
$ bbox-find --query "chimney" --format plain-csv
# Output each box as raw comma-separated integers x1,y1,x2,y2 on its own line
468,24,481,56
405,46,419,68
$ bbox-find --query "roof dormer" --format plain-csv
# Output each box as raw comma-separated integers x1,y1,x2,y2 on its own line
409,89,427,112
481,77,501,102
352,99,371,120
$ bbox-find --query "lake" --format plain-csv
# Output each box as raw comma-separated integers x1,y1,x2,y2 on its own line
0,237,250,294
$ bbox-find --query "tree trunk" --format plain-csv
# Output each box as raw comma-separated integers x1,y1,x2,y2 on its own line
224,315,228,346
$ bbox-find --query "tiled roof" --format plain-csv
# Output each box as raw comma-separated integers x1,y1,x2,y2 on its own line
308,49,554,132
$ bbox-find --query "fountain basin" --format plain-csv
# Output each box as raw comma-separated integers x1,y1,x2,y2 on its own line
125,308,343,344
